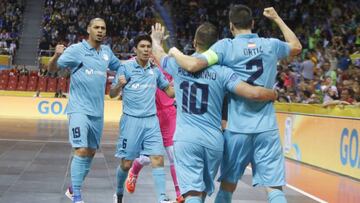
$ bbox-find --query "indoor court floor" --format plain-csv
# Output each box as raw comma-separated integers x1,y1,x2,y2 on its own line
0,118,359,203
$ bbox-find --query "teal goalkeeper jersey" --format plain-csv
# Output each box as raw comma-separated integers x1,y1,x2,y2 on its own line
203,33,290,133
161,54,242,151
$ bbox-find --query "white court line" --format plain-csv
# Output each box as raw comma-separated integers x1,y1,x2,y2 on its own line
0,138,116,145
246,167,328,203
285,184,328,203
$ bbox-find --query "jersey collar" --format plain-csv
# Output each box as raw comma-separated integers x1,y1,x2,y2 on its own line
133,57,152,69
81,39,101,51
235,33,259,39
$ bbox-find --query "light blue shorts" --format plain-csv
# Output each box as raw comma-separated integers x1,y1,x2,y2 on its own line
174,141,222,196
68,113,104,149
218,129,286,187
115,114,164,160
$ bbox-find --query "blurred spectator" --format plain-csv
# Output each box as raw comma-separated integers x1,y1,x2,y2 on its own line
38,64,48,77
0,0,25,56
321,76,339,103
322,61,337,85
40,0,156,59
9,65,19,76
300,53,315,80
19,64,28,75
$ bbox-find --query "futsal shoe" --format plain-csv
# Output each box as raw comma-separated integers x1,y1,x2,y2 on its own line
125,171,138,193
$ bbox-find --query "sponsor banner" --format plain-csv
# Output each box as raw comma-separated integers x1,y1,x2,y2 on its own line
276,102,360,118
0,55,11,67
0,96,122,122
278,113,360,180
39,56,50,65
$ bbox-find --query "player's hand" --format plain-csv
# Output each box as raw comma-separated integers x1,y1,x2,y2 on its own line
263,7,280,21
151,23,165,45
119,75,127,87
168,47,182,57
273,89,279,101
54,44,65,57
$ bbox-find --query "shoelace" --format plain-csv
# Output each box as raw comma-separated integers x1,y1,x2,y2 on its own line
128,175,137,185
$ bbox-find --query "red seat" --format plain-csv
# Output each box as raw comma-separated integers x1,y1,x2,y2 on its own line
47,77,57,92
16,75,29,91
57,77,67,93
0,69,10,75
6,75,18,90
0,72,9,80
27,75,38,91
37,76,48,92
66,78,70,92
30,70,38,76
0,74,9,90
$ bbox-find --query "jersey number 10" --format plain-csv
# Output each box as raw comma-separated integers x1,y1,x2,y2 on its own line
180,81,209,115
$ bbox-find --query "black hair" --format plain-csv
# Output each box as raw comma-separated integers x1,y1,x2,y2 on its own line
229,4,253,30
134,35,152,48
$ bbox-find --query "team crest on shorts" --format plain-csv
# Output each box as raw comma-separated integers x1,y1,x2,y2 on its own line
102,54,109,61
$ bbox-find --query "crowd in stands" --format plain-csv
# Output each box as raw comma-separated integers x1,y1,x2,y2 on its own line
2,0,359,105
164,0,360,105
39,0,156,59
0,0,25,55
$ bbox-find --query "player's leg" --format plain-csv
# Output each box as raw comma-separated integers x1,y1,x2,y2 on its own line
125,154,150,194
252,130,287,203
114,115,143,202
114,159,133,203
128,154,150,178
158,107,182,201
67,113,99,203
201,145,222,203
143,115,169,202
173,141,210,203
214,131,252,203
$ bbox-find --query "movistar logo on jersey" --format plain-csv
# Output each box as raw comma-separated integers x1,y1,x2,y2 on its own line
131,83,140,89
130,83,156,89
102,54,109,61
85,68,106,77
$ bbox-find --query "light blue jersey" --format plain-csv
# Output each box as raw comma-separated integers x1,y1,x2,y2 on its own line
204,34,290,133
57,40,121,117
161,54,242,151
112,59,169,117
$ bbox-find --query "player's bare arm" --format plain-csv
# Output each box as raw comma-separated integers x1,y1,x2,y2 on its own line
235,81,277,101
48,44,65,73
151,23,168,63
263,7,302,56
164,85,175,98
168,47,208,72
109,75,127,98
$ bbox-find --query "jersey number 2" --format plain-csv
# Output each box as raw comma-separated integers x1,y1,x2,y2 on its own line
246,59,263,85
180,81,209,114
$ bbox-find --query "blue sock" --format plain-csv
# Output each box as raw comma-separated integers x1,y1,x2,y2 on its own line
116,165,128,195
185,196,202,203
152,167,166,202
268,189,287,203
214,188,232,203
71,155,93,198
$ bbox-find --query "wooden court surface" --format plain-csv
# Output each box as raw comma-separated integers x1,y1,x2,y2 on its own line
0,118,358,203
